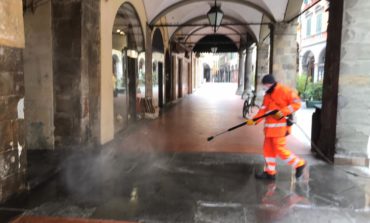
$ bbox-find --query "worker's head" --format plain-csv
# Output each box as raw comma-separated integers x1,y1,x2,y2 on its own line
261,74,276,91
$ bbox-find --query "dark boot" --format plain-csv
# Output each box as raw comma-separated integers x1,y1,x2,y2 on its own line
255,171,276,180
295,163,306,178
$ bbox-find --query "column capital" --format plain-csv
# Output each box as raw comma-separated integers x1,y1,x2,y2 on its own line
257,42,269,49
273,22,298,36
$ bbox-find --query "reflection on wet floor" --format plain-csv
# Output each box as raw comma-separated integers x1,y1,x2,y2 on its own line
2,151,370,223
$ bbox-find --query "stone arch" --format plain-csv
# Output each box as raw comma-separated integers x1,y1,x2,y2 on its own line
110,2,146,134
302,50,315,81
152,28,165,108
100,0,148,144
113,2,145,51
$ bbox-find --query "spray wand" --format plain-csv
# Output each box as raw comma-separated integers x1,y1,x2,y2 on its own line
207,110,278,142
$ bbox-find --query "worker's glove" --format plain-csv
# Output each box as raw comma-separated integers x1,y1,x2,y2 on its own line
273,111,284,120
246,119,256,126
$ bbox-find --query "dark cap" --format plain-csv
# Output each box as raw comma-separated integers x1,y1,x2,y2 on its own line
262,74,276,84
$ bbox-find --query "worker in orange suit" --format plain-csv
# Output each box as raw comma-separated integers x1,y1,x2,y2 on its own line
246,74,306,180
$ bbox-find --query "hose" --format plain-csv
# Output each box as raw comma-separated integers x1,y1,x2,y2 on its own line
288,117,370,179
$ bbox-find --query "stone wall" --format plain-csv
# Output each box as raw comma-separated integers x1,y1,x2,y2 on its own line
52,0,83,147
23,1,54,150
256,43,270,100
0,45,26,202
244,47,254,93
335,0,370,165
272,22,298,88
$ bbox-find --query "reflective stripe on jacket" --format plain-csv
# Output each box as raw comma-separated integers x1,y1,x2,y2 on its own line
254,83,301,137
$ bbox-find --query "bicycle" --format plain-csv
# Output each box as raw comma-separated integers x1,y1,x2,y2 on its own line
242,90,260,118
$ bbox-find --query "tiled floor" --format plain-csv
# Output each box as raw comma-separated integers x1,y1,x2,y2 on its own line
116,83,312,155
12,216,136,223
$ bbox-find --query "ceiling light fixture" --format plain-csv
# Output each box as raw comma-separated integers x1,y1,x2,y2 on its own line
207,0,224,33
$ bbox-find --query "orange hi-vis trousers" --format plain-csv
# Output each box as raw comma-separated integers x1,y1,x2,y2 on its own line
263,137,305,175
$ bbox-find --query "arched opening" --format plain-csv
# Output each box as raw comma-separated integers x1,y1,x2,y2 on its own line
112,54,120,98
302,51,315,82
152,29,165,108
203,63,211,82
318,47,326,81
178,58,183,98
112,2,144,133
165,50,172,102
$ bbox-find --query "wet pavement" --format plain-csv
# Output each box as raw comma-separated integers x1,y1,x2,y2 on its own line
1,83,370,222
2,151,370,223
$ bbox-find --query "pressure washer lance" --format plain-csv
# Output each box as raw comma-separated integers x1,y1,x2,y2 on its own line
207,110,279,142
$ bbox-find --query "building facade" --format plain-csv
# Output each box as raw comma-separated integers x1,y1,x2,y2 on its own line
298,0,329,82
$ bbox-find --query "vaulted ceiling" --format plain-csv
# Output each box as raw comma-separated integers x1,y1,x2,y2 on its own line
143,0,303,52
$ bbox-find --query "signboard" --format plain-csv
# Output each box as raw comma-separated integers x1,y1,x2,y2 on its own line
0,0,25,48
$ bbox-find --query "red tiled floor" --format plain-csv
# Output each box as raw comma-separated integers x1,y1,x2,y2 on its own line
118,83,311,155
12,216,136,223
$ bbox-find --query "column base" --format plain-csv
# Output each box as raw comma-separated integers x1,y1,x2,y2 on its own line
334,153,370,167
236,87,244,95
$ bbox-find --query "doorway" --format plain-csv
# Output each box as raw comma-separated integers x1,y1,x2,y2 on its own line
128,57,137,122
165,51,172,103
158,62,164,107
178,59,183,98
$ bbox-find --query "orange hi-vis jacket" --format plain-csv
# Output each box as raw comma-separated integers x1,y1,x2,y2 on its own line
254,83,301,137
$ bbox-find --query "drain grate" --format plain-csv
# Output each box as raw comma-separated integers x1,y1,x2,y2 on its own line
194,201,247,223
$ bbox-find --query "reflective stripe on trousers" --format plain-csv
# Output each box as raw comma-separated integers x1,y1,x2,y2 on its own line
264,156,277,174
263,137,305,174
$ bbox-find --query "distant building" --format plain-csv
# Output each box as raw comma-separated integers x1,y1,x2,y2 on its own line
298,0,329,82
216,53,239,83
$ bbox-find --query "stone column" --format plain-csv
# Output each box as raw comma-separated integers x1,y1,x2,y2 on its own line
314,63,319,82
334,0,370,166
243,47,254,96
256,43,270,100
82,0,101,145
23,1,54,150
145,24,153,98
236,49,245,95
52,0,101,147
272,22,298,88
